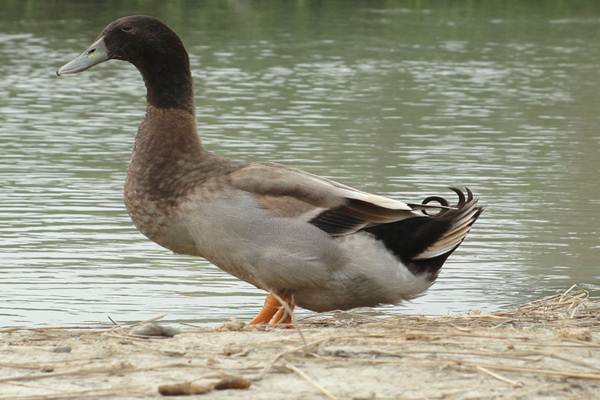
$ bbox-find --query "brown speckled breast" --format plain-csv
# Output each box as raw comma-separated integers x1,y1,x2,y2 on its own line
123,106,244,254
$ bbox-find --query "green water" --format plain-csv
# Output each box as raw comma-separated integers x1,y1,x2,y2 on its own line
1,0,598,325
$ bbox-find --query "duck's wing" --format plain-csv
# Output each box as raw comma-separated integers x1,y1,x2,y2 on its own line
228,162,419,236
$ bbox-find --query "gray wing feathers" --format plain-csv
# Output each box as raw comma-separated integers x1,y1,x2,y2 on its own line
229,162,417,236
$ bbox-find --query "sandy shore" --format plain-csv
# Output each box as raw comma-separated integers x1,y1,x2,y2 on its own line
1,287,598,400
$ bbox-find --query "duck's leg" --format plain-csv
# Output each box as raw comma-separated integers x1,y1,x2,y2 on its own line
269,294,295,325
249,293,295,325
249,293,280,325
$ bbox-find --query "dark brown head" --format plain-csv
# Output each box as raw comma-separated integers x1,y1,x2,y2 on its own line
57,15,194,113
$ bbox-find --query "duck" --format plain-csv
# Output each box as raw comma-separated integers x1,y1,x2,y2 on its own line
57,15,482,325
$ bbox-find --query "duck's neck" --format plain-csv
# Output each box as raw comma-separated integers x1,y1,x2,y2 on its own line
133,43,204,155
128,104,204,196
136,48,195,114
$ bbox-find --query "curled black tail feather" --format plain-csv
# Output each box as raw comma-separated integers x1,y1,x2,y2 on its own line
364,187,482,279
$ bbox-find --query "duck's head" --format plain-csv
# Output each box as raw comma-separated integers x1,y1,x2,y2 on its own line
57,15,185,75
58,15,194,111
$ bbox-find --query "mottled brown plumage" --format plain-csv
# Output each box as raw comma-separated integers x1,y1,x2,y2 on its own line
124,105,242,251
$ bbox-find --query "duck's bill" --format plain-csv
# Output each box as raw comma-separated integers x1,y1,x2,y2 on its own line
56,36,109,76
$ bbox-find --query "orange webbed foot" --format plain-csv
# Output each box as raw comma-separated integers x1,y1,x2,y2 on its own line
249,293,295,326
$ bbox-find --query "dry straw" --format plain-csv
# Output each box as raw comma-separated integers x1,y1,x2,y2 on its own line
0,285,597,399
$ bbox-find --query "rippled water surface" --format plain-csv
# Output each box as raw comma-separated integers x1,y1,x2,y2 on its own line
1,1,599,326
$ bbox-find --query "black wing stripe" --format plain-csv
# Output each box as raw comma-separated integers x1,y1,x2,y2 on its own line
309,206,366,236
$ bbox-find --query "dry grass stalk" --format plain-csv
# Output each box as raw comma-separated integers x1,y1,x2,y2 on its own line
0,385,147,400
0,362,134,384
271,291,307,346
0,286,597,399
257,337,331,380
476,366,523,387
286,363,338,400
474,363,600,381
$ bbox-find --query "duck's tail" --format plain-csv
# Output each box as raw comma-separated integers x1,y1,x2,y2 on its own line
363,188,482,280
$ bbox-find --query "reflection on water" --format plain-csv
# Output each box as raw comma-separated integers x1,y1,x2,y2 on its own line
1,1,598,326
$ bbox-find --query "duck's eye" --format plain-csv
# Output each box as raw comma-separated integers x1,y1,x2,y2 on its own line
121,25,133,33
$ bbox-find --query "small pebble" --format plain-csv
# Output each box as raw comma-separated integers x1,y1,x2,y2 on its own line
222,343,244,356
40,366,54,373
558,327,592,342
405,333,433,341
163,350,186,357
158,382,211,396
213,375,251,390
218,319,245,332
52,345,71,353
206,357,220,367
131,323,180,338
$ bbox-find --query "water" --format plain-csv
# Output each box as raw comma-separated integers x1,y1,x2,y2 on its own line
1,1,598,326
